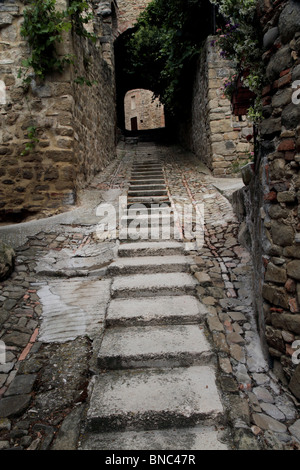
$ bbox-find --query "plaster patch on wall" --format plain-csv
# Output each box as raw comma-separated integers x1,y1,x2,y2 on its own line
0,80,6,105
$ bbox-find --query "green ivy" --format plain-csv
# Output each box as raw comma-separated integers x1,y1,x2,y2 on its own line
19,0,96,83
21,126,40,156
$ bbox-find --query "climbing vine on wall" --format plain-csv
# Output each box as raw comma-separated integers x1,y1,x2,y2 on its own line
210,0,264,122
19,0,96,83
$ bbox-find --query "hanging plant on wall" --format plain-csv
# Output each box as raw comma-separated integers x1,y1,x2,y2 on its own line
19,0,96,84
210,0,264,123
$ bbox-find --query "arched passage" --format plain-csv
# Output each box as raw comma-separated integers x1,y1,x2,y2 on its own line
114,27,167,133
114,1,217,136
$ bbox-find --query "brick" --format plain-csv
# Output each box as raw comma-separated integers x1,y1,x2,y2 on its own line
264,191,277,201
262,84,272,97
277,139,295,152
274,73,292,89
280,68,291,77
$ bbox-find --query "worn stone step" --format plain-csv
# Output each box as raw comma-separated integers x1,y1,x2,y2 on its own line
132,163,162,167
108,255,193,275
86,366,224,432
121,227,179,241
128,189,168,197
97,324,214,370
81,425,228,450
127,197,170,207
126,206,173,216
129,184,167,191
121,213,174,227
106,295,208,327
130,179,165,185
132,166,162,170
118,240,184,257
111,272,198,298
131,172,164,178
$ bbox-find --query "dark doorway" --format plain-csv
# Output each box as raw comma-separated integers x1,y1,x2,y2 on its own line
131,117,138,131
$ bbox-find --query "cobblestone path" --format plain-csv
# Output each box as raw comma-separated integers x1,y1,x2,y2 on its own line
0,141,299,450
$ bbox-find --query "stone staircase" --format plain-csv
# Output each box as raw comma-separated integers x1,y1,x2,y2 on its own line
80,154,228,450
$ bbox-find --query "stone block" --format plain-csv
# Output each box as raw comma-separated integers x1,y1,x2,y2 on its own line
287,260,300,281
271,312,300,335
279,0,300,44
265,262,287,284
262,284,289,309
0,241,14,281
270,220,294,247
289,365,300,400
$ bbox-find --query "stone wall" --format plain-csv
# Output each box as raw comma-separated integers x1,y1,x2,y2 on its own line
124,89,165,131
242,0,300,398
72,6,117,190
0,0,117,221
181,37,254,177
116,0,152,34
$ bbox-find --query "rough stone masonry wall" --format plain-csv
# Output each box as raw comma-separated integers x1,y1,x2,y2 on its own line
243,0,300,399
72,6,117,190
116,0,152,34
0,0,76,219
0,0,117,221
188,37,254,177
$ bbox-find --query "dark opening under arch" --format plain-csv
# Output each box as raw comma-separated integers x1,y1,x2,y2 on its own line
114,1,216,135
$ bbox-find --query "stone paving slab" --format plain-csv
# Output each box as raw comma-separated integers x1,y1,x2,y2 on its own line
111,272,198,298
35,243,115,277
106,295,208,326
98,324,213,369
86,366,224,432
37,278,111,343
80,425,228,450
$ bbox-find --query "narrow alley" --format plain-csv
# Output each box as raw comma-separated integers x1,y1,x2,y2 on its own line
0,140,299,451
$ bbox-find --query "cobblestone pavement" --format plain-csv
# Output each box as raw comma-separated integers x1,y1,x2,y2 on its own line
0,141,299,451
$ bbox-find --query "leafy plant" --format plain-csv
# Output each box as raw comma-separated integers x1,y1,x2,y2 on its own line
21,126,40,156
210,0,264,123
124,0,214,116
19,0,96,83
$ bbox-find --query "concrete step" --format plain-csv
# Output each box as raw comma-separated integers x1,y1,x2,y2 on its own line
80,425,228,450
118,240,184,257
106,295,208,327
86,366,224,432
111,272,198,298
108,255,193,275
97,324,214,370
